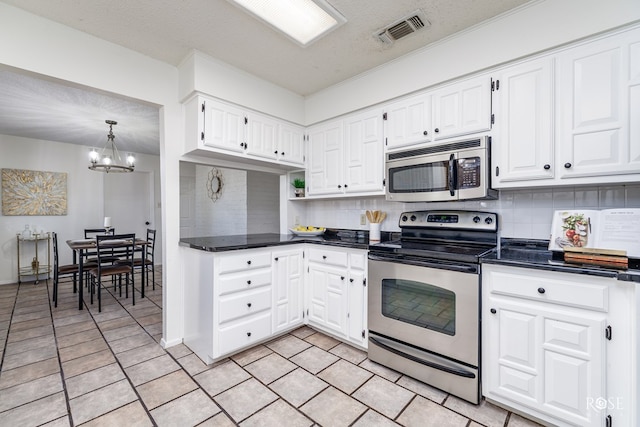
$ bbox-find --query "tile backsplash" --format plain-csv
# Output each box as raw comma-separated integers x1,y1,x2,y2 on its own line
303,184,640,240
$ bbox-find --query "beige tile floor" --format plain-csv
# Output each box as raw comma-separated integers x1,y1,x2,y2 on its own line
0,268,543,426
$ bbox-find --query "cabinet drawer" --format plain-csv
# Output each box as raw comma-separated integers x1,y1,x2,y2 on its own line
308,248,348,267
218,252,271,273
488,267,609,312
349,252,367,270
218,311,272,356
218,269,271,295
218,287,271,324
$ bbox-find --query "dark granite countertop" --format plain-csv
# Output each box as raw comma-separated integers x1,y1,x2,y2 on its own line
179,229,372,252
482,239,640,282
180,234,640,283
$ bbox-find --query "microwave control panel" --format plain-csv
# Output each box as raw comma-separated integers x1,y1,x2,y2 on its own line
457,157,481,189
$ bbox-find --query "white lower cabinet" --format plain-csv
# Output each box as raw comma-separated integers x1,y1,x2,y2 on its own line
212,248,273,360
183,243,369,363
482,264,636,427
306,246,367,348
272,247,304,333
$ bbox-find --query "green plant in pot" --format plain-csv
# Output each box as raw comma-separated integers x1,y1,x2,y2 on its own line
292,178,305,197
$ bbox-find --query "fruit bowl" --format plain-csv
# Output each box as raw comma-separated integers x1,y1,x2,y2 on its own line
290,226,325,236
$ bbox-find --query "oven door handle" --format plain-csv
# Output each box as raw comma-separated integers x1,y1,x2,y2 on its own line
368,254,478,274
448,153,457,197
369,336,476,379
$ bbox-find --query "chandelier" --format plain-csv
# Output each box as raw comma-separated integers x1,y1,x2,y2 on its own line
88,120,135,173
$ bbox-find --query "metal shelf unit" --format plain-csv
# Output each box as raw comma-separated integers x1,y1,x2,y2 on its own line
17,233,51,284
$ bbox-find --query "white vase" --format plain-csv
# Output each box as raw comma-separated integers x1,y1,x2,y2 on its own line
370,223,381,242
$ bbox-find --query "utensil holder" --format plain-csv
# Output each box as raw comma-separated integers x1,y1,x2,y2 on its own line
370,223,381,242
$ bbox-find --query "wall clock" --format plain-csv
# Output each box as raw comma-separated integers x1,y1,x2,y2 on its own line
206,168,224,202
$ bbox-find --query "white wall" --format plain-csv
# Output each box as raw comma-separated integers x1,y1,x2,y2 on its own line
305,0,640,124
180,164,280,237
0,135,162,284
299,184,640,240
0,2,183,347
195,166,247,236
247,171,280,234
179,51,305,124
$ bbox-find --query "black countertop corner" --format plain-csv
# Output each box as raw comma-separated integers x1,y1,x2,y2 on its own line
178,228,381,252
483,238,640,282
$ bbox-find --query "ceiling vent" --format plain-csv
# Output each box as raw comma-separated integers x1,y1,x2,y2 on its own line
376,10,430,44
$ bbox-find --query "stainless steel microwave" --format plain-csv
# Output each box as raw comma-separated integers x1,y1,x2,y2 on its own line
385,136,497,202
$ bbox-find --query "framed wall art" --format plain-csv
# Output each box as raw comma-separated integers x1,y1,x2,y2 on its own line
1,168,68,216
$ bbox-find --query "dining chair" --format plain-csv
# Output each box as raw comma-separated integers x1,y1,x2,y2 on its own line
83,228,121,264
52,232,97,307
88,233,136,312
117,229,156,290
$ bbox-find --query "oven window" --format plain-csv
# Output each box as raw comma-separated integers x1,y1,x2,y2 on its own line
381,279,455,335
388,161,449,193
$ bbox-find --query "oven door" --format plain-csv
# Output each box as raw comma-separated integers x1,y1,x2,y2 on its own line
385,151,458,202
368,256,479,367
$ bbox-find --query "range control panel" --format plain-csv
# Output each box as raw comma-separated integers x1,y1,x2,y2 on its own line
398,210,498,232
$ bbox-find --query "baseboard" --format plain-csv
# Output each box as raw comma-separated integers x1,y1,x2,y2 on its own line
161,337,183,349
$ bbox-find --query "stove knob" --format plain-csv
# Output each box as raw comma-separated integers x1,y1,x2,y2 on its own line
410,215,417,221
484,217,493,225
401,215,408,222
473,216,481,223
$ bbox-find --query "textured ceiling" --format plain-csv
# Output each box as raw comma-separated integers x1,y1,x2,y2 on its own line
0,0,532,156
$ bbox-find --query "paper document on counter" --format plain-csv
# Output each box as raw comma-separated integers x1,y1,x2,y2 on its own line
548,209,640,257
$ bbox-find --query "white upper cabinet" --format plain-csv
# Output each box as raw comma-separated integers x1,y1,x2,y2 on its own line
308,119,344,195
432,75,493,141
307,108,384,198
343,108,384,194
245,111,279,160
383,93,432,150
493,25,640,188
382,75,492,152
205,98,246,153
184,95,305,168
493,57,554,184
556,27,640,179
279,123,305,166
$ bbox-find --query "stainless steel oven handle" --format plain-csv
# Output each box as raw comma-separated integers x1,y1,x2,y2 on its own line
368,254,478,274
369,336,476,379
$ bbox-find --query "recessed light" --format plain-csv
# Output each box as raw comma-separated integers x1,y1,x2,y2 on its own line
229,0,346,47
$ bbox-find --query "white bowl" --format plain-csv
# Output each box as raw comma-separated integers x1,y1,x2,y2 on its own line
290,228,325,236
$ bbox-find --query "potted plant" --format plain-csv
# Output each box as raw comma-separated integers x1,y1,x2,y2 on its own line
292,178,305,197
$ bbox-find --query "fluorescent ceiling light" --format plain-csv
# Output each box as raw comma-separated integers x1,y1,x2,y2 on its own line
229,0,346,46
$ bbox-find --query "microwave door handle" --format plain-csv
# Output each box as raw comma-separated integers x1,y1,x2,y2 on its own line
448,154,457,196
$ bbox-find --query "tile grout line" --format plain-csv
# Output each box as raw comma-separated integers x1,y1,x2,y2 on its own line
55,275,161,425
83,277,162,426
0,285,19,375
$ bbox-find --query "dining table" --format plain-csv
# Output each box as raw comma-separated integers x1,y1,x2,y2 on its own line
67,237,149,310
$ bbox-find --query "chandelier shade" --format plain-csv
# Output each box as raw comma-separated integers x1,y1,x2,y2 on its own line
88,120,135,173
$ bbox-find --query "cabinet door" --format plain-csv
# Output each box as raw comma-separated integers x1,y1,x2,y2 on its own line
484,297,606,427
494,58,554,184
347,269,366,346
383,93,432,150
325,268,347,337
272,249,304,333
307,120,344,195
556,28,640,178
307,263,347,337
204,99,246,153
279,123,305,166
433,76,492,140
344,109,384,193
246,112,279,160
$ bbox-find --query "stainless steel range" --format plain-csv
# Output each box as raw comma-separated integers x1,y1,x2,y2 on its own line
368,210,498,404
